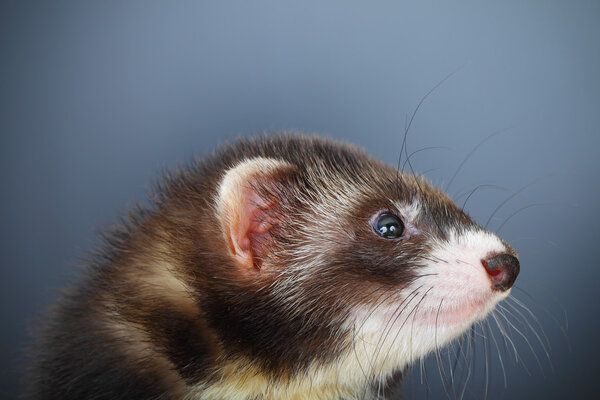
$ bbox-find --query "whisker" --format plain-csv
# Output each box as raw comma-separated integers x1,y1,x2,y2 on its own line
433,297,455,400
375,289,429,374
496,202,569,234
351,287,400,391
497,306,542,375
502,309,546,376
451,335,464,377
445,125,515,192
484,173,557,229
397,67,464,176
368,287,422,371
505,297,552,358
379,288,433,377
384,290,432,400
458,327,476,400
401,146,451,172
490,312,524,370
361,287,423,398
487,314,508,388
512,284,570,349
507,236,557,247
352,325,369,383
482,322,491,400
457,184,514,212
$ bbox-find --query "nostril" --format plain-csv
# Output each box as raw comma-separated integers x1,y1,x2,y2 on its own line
482,254,520,291
482,259,502,277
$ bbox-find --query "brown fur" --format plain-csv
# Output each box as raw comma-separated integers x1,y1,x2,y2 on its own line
24,133,494,399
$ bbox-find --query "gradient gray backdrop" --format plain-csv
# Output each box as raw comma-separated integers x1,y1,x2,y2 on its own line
2,1,599,399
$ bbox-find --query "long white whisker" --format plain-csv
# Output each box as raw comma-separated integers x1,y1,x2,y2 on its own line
487,314,508,389
503,299,553,371
497,304,546,375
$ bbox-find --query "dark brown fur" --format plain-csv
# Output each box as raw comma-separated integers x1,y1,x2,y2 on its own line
25,134,483,399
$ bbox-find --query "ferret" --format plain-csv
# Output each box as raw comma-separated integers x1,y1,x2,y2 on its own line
25,134,519,400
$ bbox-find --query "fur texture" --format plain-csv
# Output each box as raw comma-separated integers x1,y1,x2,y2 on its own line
25,134,517,399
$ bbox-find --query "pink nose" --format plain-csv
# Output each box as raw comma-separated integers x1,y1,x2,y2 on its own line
482,254,520,291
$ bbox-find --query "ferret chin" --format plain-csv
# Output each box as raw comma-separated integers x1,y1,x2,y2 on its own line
25,134,519,400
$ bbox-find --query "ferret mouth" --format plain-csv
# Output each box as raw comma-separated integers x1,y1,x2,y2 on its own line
359,292,499,333
415,296,494,328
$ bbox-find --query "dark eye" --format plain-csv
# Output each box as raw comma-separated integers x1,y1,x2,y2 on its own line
374,214,404,239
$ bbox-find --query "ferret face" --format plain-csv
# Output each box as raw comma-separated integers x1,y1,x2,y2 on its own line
210,137,519,391
334,171,520,374
26,136,520,400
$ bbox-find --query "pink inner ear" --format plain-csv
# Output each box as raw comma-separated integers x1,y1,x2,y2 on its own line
230,187,277,270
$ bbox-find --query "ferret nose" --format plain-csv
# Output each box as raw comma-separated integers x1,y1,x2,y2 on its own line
482,254,520,292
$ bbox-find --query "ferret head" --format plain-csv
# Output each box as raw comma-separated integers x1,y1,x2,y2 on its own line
207,135,518,392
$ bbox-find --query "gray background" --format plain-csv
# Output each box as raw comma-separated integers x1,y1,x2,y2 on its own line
1,1,598,399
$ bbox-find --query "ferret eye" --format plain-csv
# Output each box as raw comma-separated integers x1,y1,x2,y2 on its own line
374,214,404,239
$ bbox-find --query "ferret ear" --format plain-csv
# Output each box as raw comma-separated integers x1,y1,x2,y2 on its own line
216,157,296,272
